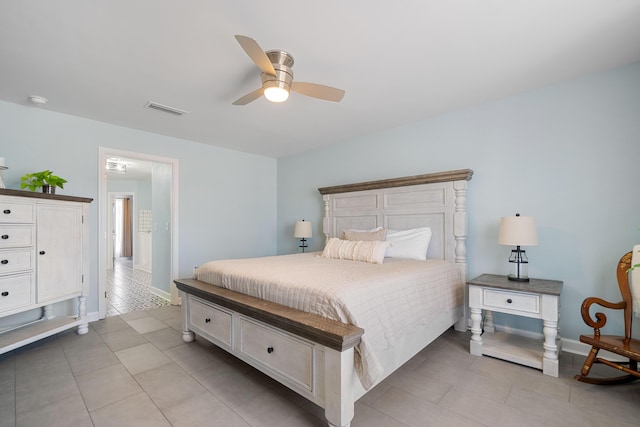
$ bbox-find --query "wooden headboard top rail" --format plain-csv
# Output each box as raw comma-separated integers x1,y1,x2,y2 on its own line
317,169,473,195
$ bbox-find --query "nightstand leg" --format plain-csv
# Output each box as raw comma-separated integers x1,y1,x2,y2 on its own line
484,310,495,333
542,319,559,377
470,307,483,356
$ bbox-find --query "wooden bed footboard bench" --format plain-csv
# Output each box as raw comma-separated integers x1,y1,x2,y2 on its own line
174,278,364,427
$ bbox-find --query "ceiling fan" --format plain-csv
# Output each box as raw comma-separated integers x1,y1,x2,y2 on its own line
232,35,345,105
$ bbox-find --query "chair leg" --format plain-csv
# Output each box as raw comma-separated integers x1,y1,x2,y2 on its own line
575,348,640,385
574,347,600,382
579,347,599,377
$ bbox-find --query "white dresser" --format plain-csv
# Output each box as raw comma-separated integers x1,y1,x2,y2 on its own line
0,189,92,354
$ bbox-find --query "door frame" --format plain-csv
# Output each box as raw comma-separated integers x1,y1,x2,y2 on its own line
98,147,180,319
108,192,136,270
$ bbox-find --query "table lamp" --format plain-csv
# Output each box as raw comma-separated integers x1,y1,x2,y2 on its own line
294,220,312,253
498,213,538,282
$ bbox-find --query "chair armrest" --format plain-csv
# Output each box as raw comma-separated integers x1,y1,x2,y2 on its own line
580,297,627,331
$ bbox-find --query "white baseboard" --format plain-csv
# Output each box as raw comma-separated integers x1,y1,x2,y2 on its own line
494,324,544,340
151,286,171,302
491,324,628,362
560,336,627,362
87,311,101,323
134,264,151,274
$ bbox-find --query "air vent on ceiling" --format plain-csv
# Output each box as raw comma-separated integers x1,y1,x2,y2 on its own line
145,101,188,116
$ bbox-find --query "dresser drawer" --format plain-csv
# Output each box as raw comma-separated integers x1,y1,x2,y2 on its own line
483,288,540,315
0,249,33,274
0,226,34,249
239,317,314,392
0,202,34,224
189,297,232,346
0,273,33,312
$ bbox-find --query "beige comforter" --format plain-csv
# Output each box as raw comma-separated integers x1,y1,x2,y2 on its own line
196,252,462,390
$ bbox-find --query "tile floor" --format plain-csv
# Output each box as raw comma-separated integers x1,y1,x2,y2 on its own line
106,257,170,316
1,309,639,427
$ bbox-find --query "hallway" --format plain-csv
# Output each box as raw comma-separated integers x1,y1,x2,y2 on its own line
106,258,170,316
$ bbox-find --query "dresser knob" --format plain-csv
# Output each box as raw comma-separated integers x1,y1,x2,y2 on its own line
1,291,8,297
1,235,8,240
267,346,274,354
1,260,7,264
39,251,46,255
507,299,513,304
205,318,211,323
2,209,10,214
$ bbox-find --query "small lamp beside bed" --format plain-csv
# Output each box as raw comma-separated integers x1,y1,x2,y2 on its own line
498,213,538,282
294,220,312,253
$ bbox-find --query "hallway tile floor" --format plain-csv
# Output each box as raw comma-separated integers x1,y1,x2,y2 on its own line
106,257,170,316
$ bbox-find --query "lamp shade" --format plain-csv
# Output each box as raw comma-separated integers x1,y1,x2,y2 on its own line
498,215,538,246
294,220,312,238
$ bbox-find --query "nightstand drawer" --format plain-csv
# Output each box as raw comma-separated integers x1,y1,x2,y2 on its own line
483,289,540,314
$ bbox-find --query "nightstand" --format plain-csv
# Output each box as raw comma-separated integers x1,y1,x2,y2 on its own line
467,274,563,377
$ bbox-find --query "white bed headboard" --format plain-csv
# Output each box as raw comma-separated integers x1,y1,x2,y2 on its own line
318,169,473,279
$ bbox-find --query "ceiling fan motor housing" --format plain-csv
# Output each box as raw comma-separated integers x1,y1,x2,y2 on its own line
262,50,294,91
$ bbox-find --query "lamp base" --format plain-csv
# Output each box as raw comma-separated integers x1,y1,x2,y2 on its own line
507,275,530,282
298,238,308,253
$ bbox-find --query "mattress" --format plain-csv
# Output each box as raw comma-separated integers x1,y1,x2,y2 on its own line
196,252,463,389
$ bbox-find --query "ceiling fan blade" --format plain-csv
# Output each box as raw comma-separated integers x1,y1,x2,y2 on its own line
291,82,345,102
234,35,276,76
232,88,264,105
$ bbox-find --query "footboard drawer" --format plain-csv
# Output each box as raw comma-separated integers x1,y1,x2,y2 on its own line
239,316,314,392
189,297,232,346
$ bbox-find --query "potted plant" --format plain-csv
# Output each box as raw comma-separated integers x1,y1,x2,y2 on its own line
20,170,68,194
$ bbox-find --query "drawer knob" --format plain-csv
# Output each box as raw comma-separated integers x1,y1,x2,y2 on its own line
267,346,274,354
1,259,7,264
1,235,8,240
2,209,10,214
507,298,513,304
1,291,8,297
205,317,211,323
39,251,46,255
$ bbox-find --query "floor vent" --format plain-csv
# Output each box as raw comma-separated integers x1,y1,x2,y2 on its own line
145,101,188,116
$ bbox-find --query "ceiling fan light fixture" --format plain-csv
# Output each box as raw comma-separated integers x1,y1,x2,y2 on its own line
232,35,344,105
264,87,289,103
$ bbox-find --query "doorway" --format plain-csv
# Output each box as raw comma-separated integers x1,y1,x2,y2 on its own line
112,195,133,266
98,147,179,319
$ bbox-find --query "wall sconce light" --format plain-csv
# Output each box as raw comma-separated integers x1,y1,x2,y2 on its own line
294,220,312,253
498,213,538,282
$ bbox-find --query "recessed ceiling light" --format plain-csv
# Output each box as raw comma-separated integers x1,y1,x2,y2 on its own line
106,160,127,174
28,95,48,106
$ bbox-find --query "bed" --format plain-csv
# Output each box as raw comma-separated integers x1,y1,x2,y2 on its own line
174,168,473,427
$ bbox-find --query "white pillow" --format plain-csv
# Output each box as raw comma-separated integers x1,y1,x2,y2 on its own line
385,227,432,260
321,238,389,264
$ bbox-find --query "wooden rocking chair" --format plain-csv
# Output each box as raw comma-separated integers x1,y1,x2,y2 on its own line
575,251,640,384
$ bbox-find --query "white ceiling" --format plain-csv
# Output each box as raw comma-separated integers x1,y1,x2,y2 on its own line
2,1,640,158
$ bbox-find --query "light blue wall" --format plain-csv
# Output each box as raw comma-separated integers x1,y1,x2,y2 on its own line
0,101,278,313
107,178,152,210
277,62,640,341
